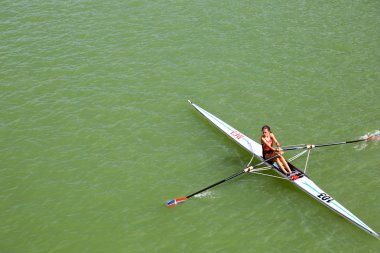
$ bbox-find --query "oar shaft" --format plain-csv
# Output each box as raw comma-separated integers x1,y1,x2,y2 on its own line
186,171,245,198
186,154,280,199
283,138,369,151
314,139,364,148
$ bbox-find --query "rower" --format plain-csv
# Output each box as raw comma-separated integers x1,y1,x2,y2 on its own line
261,125,293,176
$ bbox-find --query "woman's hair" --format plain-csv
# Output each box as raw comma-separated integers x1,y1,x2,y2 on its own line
261,125,271,132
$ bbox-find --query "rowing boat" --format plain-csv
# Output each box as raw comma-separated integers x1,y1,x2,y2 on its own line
188,100,378,238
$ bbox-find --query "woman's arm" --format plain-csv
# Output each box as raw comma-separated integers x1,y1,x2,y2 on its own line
261,136,277,151
271,133,282,151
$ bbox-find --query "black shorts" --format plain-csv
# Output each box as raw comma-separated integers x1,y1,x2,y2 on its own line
263,149,273,159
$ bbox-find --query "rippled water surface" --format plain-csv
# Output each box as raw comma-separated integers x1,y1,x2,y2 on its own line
1,1,380,252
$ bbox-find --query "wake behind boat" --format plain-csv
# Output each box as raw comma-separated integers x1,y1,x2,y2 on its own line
167,100,379,239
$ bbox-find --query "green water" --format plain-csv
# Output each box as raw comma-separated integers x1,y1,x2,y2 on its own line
1,1,380,252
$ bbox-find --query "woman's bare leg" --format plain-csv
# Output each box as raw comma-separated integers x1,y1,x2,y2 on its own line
275,158,288,174
267,153,287,174
279,156,292,172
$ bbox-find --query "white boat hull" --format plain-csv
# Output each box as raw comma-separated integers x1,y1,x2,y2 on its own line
189,100,378,238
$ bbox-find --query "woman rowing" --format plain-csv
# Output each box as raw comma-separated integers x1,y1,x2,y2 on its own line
261,125,292,175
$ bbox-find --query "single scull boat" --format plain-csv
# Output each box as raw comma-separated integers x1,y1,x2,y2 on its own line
186,100,378,238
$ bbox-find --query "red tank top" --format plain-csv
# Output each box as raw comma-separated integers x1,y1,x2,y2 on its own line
262,137,273,151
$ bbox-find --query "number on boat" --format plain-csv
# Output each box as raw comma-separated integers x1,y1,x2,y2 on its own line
317,193,334,203
230,130,245,140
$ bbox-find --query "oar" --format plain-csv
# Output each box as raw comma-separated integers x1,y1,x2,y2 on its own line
166,154,281,208
282,133,380,151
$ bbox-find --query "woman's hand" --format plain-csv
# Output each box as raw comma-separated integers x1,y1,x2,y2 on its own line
275,147,284,154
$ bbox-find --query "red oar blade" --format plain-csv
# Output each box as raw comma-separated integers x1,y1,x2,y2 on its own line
367,133,380,141
167,197,188,208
